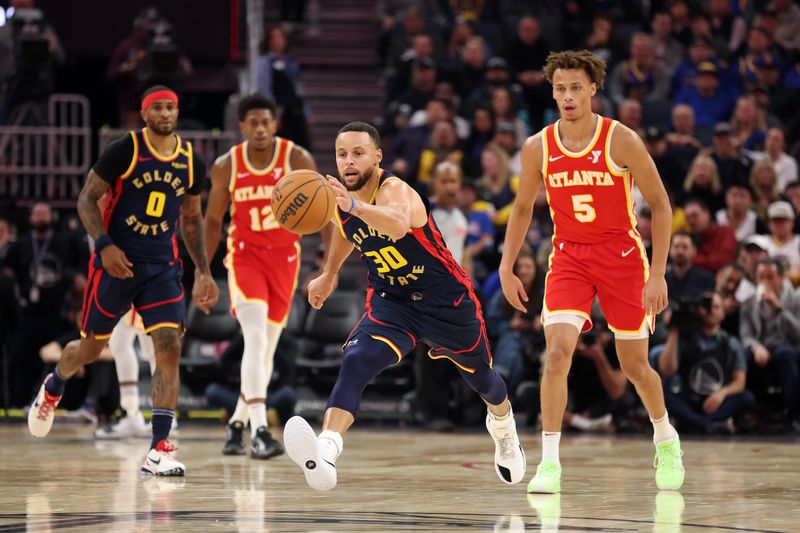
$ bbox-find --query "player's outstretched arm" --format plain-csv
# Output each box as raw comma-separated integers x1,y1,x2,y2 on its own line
308,227,354,309
182,193,219,314
611,124,671,315
204,154,232,263
78,171,134,279
499,133,544,312
327,177,427,241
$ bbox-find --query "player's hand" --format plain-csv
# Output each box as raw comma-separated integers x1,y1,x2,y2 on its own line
702,389,726,414
326,175,355,212
642,274,668,316
499,267,528,313
100,245,134,279
192,272,219,315
308,272,336,309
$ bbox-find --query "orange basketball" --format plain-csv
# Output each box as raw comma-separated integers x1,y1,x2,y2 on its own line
271,169,336,234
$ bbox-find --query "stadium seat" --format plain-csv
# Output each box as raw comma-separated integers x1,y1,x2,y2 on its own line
285,291,309,336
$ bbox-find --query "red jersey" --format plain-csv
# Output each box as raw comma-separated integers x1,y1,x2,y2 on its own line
227,138,299,251
541,115,638,244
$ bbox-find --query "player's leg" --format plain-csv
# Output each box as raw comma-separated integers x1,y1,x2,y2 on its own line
96,314,150,439
284,332,404,491
28,335,109,437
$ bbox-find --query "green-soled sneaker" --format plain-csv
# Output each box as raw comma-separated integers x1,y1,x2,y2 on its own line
527,459,562,494
654,435,685,490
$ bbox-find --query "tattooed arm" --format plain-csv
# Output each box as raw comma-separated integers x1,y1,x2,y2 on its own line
182,193,219,313
79,171,133,278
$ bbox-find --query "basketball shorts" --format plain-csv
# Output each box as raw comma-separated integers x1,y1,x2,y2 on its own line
346,285,493,373
226,241,301,326
543,231,654,339
81,259,185,340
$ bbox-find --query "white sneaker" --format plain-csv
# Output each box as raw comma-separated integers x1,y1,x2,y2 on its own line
95,411,151,439
141,440,185,476
28,374,61,438
486,408,526,484
283,416,338,491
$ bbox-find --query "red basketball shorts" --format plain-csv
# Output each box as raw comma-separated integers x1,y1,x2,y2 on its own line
226,241,301,326
542,230,654,339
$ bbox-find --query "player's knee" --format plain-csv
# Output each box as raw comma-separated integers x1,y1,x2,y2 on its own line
543,346,572,375
151,329,181,364
620,358,650,384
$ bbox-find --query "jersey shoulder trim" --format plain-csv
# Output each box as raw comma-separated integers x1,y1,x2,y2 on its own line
604,120,627,177
120,131,139,180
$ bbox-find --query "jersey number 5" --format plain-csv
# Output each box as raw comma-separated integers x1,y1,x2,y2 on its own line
572,194,596,223
364,245,408,273
249,206,280,232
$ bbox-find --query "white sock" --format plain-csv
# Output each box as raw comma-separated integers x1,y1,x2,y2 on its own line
230,396,249,425
318,429,343,464
651,413,676,443
119,384,139,416
488,404,512,422
542,431,561,466
248,403,267,431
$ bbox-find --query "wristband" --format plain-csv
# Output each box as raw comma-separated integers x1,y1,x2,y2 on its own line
95,234,114,254
346,196,356,213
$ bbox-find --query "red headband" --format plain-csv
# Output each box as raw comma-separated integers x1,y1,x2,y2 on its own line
141,90,179,111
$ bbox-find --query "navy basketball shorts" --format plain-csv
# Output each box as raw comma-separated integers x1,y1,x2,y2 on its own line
81,260,185,340
346,286,493,373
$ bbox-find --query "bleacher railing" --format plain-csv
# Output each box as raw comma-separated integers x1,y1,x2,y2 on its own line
0,94,91,208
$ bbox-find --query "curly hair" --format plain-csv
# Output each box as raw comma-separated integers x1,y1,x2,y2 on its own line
543,50,607,88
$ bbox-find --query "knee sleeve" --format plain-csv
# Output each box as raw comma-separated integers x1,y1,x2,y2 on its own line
460,364,507,406
237,303,269,401
327,334,399,415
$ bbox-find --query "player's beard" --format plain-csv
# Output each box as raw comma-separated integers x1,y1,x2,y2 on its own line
341,166,373,191
147,119,177,136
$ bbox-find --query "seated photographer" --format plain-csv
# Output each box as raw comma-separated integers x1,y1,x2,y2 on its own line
740,258,800,431
565,325,633,433
659,292,754,434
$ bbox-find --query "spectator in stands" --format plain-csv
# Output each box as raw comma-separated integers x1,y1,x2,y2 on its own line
658,292,754,434
380,7,427,75
410,119,462,193
492,121,520,175
3,202,82,406
578,13,615,67
675,61,736,134
666,231,717,301
0,216,11,265
458,180,495,280
740,259,800,431
716,182,760,242
461,105,494,178
784,181,800,233
387,56,438,133
387,96,448,178
504,16,549,129
669,0,694,46
736,29,774,93
665,104,702,175
710,122,753,189
683,198,738,274
732,96,766,152
486,253,544,399
764,201,800,286
738,235,770,290
708,0,746,61
644,127,684,194
452,35,487,100
749,128,798,193
407,88,469,140
682,154,724,213
388,32,437,102
464,56,525,119
752,53,796,123
441,16,474,73
749,158,781,221
772,0,800,52
430,162,468,265
671,34,716,96
476,143,515,224
616,99,643,138
608,32,671,108
651,10,684,74
487,85,529,145
717,263,749,336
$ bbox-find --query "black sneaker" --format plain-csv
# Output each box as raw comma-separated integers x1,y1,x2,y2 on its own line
222,421,246,455
251,426,284,460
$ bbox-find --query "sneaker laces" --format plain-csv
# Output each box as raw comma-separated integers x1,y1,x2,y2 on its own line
654,441,683,469
490,417,518,459
36,392,59,421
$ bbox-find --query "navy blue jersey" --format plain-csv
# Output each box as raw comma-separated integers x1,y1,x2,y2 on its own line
334,169,471,297
92,129,204,264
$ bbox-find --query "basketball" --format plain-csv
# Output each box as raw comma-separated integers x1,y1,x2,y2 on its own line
270,169,336,234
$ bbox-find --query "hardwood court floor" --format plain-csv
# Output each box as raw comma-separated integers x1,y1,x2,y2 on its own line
0,423,796,532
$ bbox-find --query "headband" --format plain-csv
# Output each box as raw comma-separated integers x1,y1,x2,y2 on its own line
141,90,179,112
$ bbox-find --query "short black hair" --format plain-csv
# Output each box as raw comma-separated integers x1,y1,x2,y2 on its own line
785,180,800,192
141,85,176,102
683,196,710,212
337,121,381,148
757,257,785,276
672,230,695,246
237,93,278,122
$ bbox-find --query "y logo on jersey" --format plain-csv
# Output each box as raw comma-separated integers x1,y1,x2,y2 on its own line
274,168,283,180
589,150,602,164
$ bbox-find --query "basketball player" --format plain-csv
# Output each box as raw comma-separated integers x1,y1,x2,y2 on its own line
282,122,525,492
28,85,219,476
500,50,684,493
205,93,317,459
